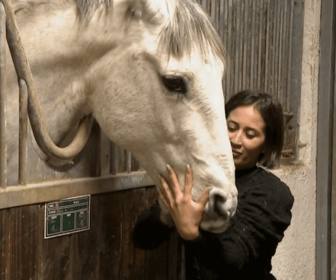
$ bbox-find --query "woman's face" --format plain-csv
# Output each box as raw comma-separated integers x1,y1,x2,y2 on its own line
227,105,266,170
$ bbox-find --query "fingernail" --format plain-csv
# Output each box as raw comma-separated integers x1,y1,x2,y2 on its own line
186,163,191,170
166,164,172,171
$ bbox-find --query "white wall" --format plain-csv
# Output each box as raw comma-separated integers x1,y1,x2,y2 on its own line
271,0,321,279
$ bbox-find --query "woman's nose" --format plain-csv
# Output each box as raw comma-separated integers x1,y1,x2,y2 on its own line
230,131,242,145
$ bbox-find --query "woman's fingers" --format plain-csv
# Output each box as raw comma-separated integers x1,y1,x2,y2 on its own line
158,164,210,239
161,164,205,205
158,175,173,207
159,196,169,210
197,187,210,208
183,164,193,199
166,164,181,197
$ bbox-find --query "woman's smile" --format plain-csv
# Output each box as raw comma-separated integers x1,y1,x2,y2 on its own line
227,105,266,170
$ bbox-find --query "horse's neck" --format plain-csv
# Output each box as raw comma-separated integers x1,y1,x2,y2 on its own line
10,1,116,143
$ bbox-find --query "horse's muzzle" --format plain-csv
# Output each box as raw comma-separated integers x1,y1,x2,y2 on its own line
200,188,237,233
213,192,229,218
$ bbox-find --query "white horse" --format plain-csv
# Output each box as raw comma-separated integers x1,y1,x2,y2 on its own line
2,0,237,233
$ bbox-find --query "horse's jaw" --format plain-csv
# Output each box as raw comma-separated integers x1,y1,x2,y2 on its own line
157,181,237,234
156,180,237,234
133,148,237,234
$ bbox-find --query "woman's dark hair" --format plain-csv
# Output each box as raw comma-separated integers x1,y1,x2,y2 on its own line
225,90,284,169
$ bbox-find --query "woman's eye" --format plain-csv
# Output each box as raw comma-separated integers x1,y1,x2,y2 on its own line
227,122,237,132
246,130,256,139
162,76,187,94
227,125,235,132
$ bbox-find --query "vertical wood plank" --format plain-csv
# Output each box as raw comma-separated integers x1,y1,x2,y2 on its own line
0,2,7,187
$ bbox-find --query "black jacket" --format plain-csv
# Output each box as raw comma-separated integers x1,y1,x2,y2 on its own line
133,166,294,280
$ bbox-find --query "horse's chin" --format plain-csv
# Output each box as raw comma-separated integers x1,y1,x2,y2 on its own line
159,200,233,234
199,218,231,233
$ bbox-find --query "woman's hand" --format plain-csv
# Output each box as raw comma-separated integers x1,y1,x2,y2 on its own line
158,164,209,240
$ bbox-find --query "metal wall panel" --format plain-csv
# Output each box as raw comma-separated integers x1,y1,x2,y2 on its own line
316,0,336,279
0,2,7,187
198,0,304,160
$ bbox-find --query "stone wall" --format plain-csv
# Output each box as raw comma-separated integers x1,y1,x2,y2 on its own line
271,0,321,279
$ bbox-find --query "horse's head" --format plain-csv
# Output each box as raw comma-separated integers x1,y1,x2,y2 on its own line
89,0,237,233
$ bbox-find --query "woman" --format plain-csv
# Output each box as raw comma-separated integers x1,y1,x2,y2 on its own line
132,90,294,280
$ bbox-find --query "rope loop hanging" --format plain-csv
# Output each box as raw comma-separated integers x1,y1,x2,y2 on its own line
0,0,93,166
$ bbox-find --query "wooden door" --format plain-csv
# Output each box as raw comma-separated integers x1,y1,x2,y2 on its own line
0,187,181,280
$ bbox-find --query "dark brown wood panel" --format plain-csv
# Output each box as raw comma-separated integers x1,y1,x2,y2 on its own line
0,187,180,280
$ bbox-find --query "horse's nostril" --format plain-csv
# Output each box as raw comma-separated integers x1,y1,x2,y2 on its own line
213,193,228,218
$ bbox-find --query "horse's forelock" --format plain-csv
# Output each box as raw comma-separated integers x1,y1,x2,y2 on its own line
74,0,226,64
76,0,113,20
75,0,161,27
159,0,227,64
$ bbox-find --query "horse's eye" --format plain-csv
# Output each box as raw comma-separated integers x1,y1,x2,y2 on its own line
162,76,187,94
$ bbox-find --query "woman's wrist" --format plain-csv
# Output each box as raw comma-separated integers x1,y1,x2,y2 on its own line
160,213,200,240
177,225,200,240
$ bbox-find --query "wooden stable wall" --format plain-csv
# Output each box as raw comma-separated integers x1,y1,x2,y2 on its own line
0,187,180,280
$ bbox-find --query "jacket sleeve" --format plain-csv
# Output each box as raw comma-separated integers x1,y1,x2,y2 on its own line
186,178,294,270
132,201,173,250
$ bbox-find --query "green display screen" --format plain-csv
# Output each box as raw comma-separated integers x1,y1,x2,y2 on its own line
45,195,90,239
